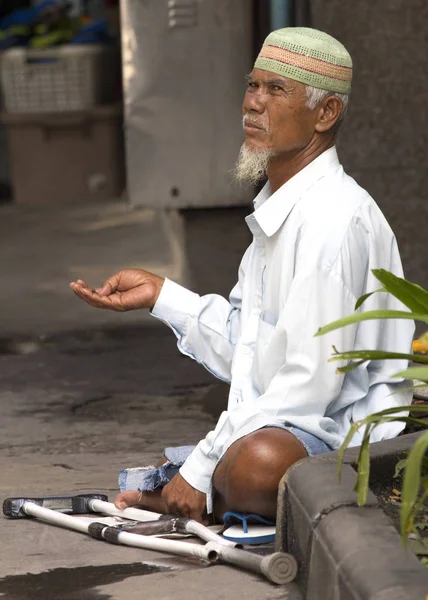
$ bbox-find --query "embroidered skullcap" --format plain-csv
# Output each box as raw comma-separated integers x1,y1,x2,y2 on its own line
254,27,352,94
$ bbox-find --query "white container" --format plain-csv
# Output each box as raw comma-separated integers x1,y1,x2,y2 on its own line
0,44,118,114
2,104,125,205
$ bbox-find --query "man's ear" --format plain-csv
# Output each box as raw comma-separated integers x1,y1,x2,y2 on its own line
314,96,343,133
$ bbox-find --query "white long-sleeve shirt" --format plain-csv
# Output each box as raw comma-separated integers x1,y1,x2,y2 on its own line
152,147,414,510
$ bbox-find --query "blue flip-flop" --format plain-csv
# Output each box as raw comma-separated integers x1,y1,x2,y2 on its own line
222,511,276,545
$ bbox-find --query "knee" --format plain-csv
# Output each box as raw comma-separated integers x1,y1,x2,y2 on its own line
237,429,306,480
214,428,307,497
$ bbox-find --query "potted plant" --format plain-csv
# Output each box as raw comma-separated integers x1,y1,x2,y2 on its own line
316,269,428,560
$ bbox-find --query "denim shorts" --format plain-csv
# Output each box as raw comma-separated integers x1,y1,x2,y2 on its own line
119,425,331,495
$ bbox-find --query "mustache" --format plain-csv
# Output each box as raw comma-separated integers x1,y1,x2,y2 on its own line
242,114,269,133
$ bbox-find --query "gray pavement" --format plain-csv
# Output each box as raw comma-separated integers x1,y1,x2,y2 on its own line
0,201,188,336
0,200,301,599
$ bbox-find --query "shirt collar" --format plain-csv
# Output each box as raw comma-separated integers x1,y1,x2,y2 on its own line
249,146,340,238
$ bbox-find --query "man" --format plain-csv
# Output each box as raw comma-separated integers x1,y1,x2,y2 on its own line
71,27,414,524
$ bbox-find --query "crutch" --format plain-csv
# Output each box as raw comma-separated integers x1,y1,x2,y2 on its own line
3,495,298,584
4,494,237,547
4,497,217,563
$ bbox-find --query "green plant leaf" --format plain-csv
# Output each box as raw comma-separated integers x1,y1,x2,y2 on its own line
356,415,428,429
355,424,372,505
394,458,408,479
329,350,428,364
408,488,428,539
315,310,425,337
388,382,428,396
421,475,428,490
361,404,428,417
334,360,366,373
372,269,428,313
400,431,428,542
421,457,428,476
337,421,362,480
354,289,384,310
336,407,427,432
394,367,428,383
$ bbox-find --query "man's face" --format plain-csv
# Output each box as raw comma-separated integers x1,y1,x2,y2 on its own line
242,69,318,155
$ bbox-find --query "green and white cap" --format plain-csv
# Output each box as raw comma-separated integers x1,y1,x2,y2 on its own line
254,27,352,94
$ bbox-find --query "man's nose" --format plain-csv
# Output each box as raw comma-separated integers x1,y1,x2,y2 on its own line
243,88,266,114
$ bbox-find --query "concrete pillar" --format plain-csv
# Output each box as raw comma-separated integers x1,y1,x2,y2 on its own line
311,1,428,288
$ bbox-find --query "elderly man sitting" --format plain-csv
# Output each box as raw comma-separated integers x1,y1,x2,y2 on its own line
71,27,414,524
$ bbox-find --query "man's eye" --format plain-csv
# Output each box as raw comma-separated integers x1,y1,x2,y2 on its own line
270,85,283,92
247,81,258,88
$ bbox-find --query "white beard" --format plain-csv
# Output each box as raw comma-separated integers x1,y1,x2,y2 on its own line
234,143,275,186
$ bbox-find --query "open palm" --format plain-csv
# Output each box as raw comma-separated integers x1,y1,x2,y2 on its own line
70,269,165,312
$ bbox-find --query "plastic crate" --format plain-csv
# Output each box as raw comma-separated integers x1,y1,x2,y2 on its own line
2,104,125,205
0,45,117,114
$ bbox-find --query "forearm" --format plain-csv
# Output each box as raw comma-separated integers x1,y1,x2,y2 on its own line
152,279,241,381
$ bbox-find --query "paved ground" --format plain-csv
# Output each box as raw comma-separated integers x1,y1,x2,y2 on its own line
0,200,302,599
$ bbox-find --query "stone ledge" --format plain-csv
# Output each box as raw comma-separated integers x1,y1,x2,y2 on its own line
276,432,428,599
308,506,427,600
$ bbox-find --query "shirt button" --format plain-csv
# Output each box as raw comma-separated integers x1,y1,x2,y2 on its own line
255,298,262,308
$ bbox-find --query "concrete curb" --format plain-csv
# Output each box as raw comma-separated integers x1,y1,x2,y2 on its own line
276,432,428,599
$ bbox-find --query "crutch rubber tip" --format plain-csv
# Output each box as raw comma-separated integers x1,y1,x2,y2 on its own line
71,494,108,514
260,552,298,585
3,498,34,518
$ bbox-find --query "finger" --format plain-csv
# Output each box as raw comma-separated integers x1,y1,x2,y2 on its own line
114,490,142,510
166,498,198,521
160,485,178,516
98,273,121,296
69,280,93,294
69,280,88,289
202,510,214,527
188,507,206,523
187,495,208,523
71,284,107,305
70,283,111,309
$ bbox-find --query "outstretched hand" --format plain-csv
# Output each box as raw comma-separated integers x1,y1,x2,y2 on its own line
69,269,165,312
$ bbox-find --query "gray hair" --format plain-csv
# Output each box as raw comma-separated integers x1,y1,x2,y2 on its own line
305,85,349,130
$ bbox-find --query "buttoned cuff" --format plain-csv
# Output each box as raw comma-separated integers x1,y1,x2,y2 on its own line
179,444,215,494
151,278,200,335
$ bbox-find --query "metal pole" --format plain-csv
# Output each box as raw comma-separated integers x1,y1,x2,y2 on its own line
269,0,292,30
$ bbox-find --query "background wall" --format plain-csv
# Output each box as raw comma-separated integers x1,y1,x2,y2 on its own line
311,0,428,289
